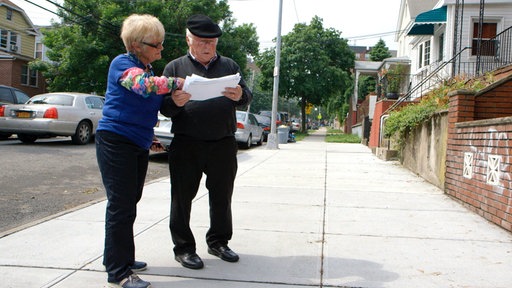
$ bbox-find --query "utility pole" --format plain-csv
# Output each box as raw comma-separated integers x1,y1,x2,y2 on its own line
266,0,283,149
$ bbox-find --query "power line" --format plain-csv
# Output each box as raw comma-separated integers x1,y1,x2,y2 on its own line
18,0,59,18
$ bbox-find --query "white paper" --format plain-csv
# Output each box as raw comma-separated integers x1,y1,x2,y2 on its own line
183,73,241,101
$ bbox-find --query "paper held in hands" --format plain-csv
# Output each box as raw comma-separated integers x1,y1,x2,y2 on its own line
183,73,241,101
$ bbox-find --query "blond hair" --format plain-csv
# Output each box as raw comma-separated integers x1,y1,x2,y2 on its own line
120,14,165,52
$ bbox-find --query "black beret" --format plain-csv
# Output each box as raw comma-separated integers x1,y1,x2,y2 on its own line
186,14,222,38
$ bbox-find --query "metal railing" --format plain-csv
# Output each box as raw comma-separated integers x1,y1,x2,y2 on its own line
383,47,471,114
384,25,512,114
475,25,512,76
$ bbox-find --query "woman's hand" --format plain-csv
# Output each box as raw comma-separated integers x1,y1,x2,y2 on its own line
150,139,165,152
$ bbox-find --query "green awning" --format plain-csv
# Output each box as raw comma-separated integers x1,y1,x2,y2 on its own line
407,6,447,35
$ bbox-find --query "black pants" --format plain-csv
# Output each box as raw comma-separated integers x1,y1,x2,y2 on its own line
168,135,238,255
96,130,148,283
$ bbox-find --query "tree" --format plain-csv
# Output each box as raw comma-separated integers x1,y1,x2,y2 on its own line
357,75,376,100
35,0,258,94
255,16,354,131
369,39,392,62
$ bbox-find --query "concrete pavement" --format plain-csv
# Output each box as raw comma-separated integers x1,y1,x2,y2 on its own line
1,127,512,288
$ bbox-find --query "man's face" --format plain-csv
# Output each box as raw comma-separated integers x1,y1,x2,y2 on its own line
187,34,218,65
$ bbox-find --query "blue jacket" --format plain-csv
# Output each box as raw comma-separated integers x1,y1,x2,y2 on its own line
98,53,163,149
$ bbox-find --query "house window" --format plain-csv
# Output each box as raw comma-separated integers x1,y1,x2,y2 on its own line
0,30,18,51
9,31,18,51
36,43,43,59
418,43,423,68
418,41,431,68
471,22,497,56
21,65,38,87
424,40,431,66
6,8,12,21
438,34,444,61
0,30,7,49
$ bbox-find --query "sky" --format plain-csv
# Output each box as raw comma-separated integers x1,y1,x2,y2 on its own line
10,0,401,50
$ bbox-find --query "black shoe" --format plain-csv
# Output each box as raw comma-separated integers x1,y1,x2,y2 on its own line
174,252,204,269
129,261,147,272
208,245,239,262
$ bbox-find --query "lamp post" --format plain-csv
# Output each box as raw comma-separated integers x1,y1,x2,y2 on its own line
266,0,283,149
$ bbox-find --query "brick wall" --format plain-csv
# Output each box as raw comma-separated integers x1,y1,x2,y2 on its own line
0,59,47,96
445,76,512,232
475,80,512,119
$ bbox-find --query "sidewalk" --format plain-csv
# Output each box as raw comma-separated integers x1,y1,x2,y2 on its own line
2,127,512,288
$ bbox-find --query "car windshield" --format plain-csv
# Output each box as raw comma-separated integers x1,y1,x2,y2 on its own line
27,94,74,106
236,111,247,121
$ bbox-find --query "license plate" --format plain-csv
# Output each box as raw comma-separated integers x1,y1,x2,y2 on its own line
16,111,32,118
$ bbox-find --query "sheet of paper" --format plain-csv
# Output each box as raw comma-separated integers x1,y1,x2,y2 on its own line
183,73,241,101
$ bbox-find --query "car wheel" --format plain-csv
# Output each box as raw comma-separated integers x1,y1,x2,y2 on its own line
18,134,38,143
71,121,92,145
256,133,263,146
243,134,251,149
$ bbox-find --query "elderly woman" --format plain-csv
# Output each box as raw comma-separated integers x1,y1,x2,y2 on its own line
96,14,184,288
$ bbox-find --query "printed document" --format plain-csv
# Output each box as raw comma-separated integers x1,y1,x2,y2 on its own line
183,73,241,101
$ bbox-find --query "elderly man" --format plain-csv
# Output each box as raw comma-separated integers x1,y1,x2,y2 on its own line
161,14,252,270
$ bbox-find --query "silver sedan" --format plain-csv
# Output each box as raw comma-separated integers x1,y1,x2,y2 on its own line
0,92,104,145
235,111,264,149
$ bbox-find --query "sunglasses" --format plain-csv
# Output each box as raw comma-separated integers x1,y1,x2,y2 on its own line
142,41,164,49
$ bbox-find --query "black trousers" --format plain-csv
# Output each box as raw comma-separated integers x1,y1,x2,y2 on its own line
168,135,238,255
96,130,148,283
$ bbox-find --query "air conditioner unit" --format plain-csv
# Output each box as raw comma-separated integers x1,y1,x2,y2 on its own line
10,45,18,52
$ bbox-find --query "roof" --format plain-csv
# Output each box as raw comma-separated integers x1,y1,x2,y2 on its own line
355,61,382,72
0,0,38,35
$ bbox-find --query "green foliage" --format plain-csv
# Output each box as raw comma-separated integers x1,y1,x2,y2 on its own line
383,73,497,148
358,75,376,100
385,64,405,93
293,131,308,141
254,16,355,131
325,128,361,143
369,39,392,62
36,0,258,94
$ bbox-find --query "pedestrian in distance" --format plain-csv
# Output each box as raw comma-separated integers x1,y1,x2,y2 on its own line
96,13,183,288
161,14,253,270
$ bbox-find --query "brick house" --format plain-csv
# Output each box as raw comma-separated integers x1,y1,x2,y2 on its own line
0,0,47,96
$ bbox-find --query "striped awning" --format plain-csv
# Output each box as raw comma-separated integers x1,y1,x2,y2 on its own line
407,6,447,36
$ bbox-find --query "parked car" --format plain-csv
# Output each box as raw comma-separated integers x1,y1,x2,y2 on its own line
153,113,173,150
235,111,264,149
0,85,30,139
254,113,271,142
290,118,301,132
0,92,104,145
258,110,288,125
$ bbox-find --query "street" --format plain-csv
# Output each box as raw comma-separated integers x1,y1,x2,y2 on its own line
0,136,169,234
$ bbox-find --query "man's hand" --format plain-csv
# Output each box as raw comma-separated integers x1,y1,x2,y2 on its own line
223,85,242,101
172,90,191,107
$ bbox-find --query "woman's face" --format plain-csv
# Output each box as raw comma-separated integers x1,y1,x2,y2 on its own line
136,37,164,65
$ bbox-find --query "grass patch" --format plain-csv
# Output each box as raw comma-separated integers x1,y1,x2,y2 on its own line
293,131,308,141
325,128,361,143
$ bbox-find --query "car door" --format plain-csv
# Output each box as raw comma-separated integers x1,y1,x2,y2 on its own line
248,113,262,141
85,96,104,131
